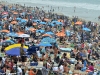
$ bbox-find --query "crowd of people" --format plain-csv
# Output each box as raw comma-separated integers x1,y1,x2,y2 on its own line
0,1,100,75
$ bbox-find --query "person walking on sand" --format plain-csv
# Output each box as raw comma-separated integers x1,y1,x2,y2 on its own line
74,6,76,13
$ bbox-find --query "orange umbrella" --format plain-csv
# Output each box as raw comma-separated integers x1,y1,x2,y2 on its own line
29,28,36,32
42,34,52,37
11,21,17,24
1,30,9,33
44,18,50,22
13,12,18,15
56,32,66,37
33,23,37,26
75,21,82,25
17,32,24,35
58,19,64,23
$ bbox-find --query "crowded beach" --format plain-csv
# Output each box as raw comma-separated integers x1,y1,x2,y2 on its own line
0,1,100,75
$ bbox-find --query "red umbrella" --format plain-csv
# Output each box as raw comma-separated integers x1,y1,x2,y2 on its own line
2,12,8,15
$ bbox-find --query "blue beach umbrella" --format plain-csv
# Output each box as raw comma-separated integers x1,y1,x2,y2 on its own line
16,18,22,21
39,22,46,25
36,29,45,33
21,19,27,23
82,27,91,31
6,32,18,37
41,37,56,43
38,42,52,46
5,44,28,56
45,31,54,35
60,48,73,52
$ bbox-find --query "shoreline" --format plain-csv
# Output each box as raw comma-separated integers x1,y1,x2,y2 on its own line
1,1,100,25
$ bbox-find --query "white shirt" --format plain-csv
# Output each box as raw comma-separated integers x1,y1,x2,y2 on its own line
17,67,22,75
59,65,64,73
53,67,58,71
36,50,41,57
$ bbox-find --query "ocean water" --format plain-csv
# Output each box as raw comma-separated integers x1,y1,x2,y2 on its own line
1,0,100,22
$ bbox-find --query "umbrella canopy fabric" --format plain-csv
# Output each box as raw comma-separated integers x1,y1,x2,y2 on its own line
41,37,56,43
33,20,41,23
36,29,45,33
42,34,52,37
18,34,30,37
82,27,91,31
60,48,73,52
0,30,9,33
6,32,18,37
75,21,82,25
45,31,54,35
39,22,46,25
5,44,28,56
56,32,66,37
38,42,52,46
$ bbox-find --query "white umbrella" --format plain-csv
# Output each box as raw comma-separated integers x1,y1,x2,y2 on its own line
18,34,30,38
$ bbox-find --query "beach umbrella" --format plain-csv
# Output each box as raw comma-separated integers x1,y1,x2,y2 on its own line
56,32,66,37
2,12,8,15
5,44,28,56
6,32,18,37
20,19,27,23
82,27,91,31
75,21,82,25
13,12,18,15
38,42,52,46
42,34,52,37
56,22,63,25
41,37,56,43
18,34,30,38
45,31,54,35
39,22,46,25
16,18,22,21
2,40,15,46
36,29,45,33
17,32,24,35
60,48,73,52
0,30,9,33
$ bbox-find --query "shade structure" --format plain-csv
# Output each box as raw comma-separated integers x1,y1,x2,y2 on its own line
75,21,82,25
18,34,30,37
2,40,15,46
82,27,91,31
38,42,52,46
2,12,8,15
41,37,56,43
6,32,18,37
56,32,66,37
5,44,28,56
45,31,54,35
0,30,9,33
60,48,73,52
42,34,52,37
36,29,45,33
39,22,46,25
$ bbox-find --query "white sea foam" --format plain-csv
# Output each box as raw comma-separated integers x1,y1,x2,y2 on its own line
1,0,100,10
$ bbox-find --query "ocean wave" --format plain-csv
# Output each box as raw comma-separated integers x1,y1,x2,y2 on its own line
2,0,100,10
